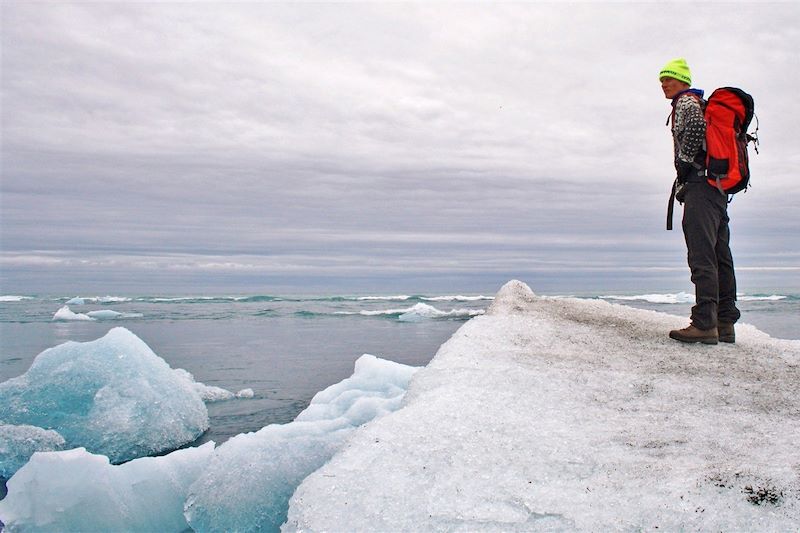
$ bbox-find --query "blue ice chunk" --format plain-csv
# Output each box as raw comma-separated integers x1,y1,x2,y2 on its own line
0,442,214,532
184,354,418,532
0,327,209,470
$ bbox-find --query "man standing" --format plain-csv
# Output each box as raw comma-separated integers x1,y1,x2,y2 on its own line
660,58,740,345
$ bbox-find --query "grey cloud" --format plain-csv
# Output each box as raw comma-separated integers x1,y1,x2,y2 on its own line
2,3,799,292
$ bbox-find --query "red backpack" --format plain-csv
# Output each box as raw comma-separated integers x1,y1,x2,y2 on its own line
666,87,758,230
704,87,757,195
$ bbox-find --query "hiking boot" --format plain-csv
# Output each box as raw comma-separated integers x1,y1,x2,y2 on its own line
669,325,718,345
718,322,735,344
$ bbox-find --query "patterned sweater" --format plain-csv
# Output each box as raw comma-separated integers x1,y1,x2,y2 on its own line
671,91,706,168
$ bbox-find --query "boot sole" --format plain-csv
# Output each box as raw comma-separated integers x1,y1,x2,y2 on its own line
719,336,735,344
669,332,719,345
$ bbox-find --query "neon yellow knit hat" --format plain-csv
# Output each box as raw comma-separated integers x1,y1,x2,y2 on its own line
659,58,692,85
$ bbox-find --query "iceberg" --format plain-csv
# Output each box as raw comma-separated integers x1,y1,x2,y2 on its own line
0,424,66,479
170,368,240,403
0,442,214,532
0,296,32,302
52,305,94,321
398,302,484,322
285,280,800,531
184,354,418,533
236,388,254,399
0,327,209,472
52,306,143,320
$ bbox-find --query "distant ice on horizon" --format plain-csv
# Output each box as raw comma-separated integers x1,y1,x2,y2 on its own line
52,305,95,321
0,296,33,302
52,305,143,321
599,291,695,304
340,302,485,321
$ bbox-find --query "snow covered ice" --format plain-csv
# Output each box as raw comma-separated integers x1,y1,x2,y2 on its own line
184,354,418,533
0,327,209,473
285,280,800,531
2,281,798,531
0,442,214,532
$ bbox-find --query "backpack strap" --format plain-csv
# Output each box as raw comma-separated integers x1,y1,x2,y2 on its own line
713,175,727,197
667,178,678,231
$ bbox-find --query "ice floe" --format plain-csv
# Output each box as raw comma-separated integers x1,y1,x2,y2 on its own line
0,296,32,303
52,305,94,321
0,327,209,473
52,306,142,320
184,354,418,532
0,442,214,532
285,280,800,531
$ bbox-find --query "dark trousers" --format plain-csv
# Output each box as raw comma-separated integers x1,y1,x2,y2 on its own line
681,182,741,330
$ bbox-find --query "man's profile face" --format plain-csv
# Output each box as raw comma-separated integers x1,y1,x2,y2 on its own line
661,76,689,100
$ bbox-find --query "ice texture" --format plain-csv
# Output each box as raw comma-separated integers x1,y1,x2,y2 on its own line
0,442,214,532
0,327,209,468
285,280,800,531
0,424,66,478
185,353,418,532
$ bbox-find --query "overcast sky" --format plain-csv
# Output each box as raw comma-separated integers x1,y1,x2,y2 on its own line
1,2,798,294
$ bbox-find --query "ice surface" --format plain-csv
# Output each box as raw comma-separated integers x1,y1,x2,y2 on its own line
0,442,214,532
52,305,94,321
0,424,65,478
0,327,209,470
185,353,418,532
285,280,800,531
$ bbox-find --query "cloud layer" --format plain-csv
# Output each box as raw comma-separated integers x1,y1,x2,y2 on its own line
2,3,798,292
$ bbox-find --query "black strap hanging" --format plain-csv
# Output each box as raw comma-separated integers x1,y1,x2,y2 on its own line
667,179,678,231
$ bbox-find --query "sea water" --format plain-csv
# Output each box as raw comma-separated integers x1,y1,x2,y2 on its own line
0,290,797,501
